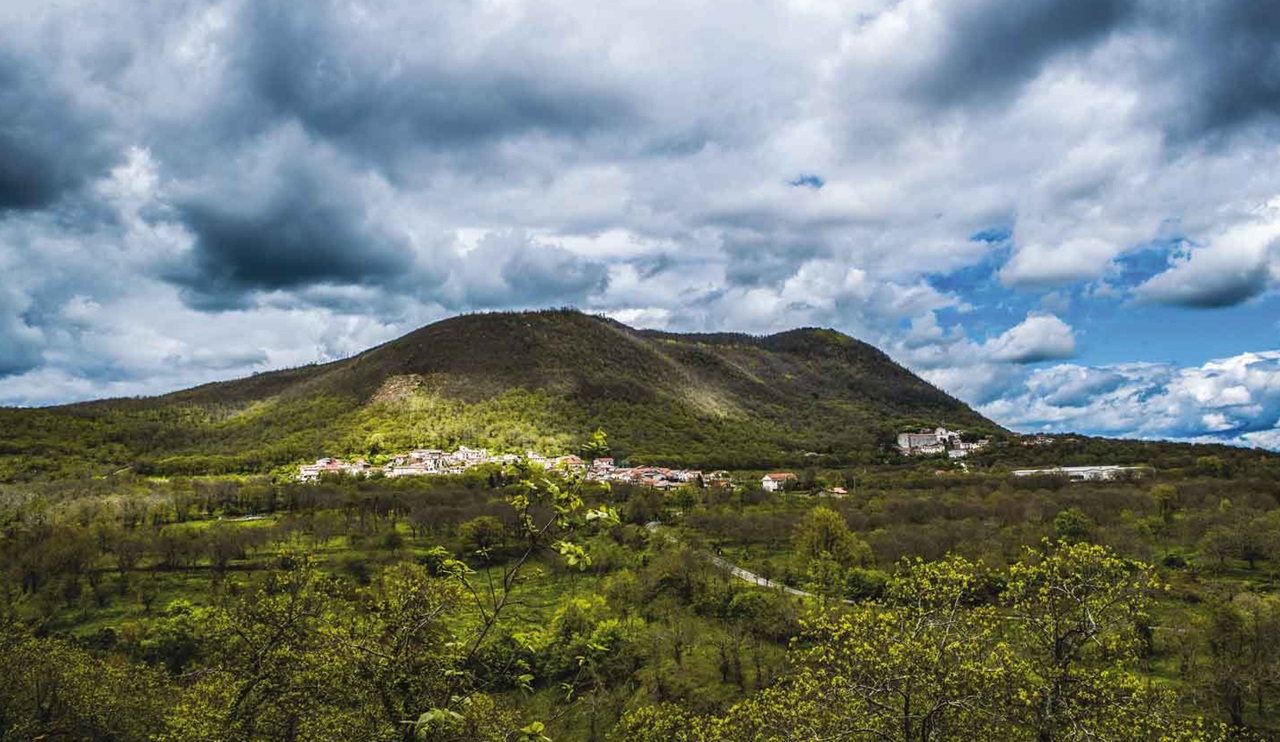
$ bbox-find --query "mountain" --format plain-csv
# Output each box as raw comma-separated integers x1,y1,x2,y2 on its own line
0,310,998,481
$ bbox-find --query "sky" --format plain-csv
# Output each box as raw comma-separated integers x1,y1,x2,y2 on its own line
1,0,1280,448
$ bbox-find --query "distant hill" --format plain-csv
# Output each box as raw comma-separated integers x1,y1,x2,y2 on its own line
0,310,1000,481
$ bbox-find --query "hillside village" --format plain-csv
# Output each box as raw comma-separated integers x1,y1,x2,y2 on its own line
299,431,1127,491
299,447,738,490
895,425,991,458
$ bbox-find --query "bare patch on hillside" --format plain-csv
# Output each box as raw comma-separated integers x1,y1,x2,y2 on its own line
370,374,425,405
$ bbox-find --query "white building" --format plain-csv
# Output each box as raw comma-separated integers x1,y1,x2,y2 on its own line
1012,465,1144,481
761,472,797,492
454,446,489,465
897,432,940,452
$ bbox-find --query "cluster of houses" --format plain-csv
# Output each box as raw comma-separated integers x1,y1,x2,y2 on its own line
298,446,502,480
296,447,842,496
896,426,991,459
298,446,738,489
1011,465,1144,481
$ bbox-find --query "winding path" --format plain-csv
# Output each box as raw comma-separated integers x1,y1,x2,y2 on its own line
645,521,816,599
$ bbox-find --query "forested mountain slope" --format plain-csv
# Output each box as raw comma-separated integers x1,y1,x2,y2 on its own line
0,310,996,480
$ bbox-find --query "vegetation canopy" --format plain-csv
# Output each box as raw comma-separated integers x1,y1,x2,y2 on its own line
4,311,1280,740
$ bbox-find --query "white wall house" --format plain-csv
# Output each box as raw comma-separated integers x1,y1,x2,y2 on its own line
761,472,797,492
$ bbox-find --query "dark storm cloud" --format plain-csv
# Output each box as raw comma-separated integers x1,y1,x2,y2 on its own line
632,254,680,280
789,174,824,189
0,53,113,211
230,2,635,175
166,151,416,308
1151,0,1280,140
905,0,1134,106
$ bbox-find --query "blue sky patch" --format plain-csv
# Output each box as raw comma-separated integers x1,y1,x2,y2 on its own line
789,174,824,189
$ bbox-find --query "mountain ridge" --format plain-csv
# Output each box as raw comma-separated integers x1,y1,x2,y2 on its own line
0,310,998,480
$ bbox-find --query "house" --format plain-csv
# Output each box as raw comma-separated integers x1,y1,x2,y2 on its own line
897,431,939,452
454,446,489,465
761,472,797,492
706,470,733,488
553,455,586,471
591,457,615,470
388,463,433,478
299,457,375,481
298,458,343,481
897,426,987,456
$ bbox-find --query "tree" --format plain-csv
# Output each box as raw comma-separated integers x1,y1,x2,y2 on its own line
457,516,506,562
1192,593,1280,728
793,556,1012,741
0,626,171,741
648,556,1012,742
791,506,871,570
616,544,1208,742
1151,484,1180,524
1001,541,1166,742
1051,507,1094,544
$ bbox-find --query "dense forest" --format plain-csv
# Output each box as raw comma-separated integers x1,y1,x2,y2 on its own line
4,435,1280,740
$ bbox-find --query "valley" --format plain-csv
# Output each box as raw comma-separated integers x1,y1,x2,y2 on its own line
2,312,1280,741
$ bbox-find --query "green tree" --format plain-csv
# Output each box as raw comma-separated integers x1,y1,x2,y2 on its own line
1051,507,1094,544
1151,484,1180,524
0,626,171,741
457,516,506,561
791,506,871,570
1001,541,1165,742
1192,593,1280,728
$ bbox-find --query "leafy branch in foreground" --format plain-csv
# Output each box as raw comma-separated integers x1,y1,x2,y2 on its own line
618,542,1237,742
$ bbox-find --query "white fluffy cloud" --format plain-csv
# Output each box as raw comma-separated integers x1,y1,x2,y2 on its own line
1134,201,1280,307
984,313,1077,363
983,352,1280,446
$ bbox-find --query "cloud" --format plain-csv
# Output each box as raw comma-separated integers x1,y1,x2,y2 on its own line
790,174,824,189
1000,237,1120,287
920,363,1021,406
1133,209,1280,307
450,231,610,309
980,351,1280,446
226,2,636,176
1149,0,1280,140
0,285,43,377
0,52,113,210
984,313,1077,363
1022,364,1126,406
900,0,1134,108
164,128,421,308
